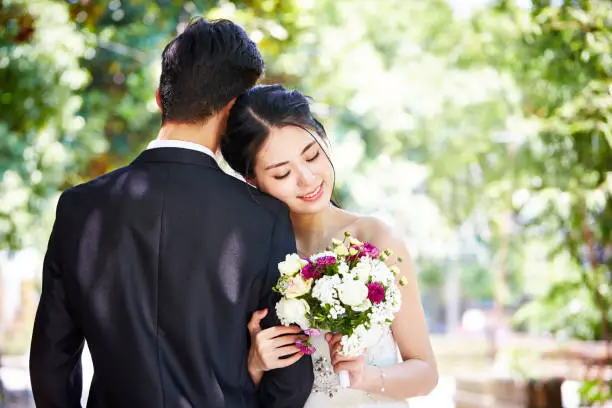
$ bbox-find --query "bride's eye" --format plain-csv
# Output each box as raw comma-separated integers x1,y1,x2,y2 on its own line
306,151,320,162
274,172,290,180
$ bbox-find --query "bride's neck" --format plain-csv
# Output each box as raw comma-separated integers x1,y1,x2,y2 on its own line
290,205,335,256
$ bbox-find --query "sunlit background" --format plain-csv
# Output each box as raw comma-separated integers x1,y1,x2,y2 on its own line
1,0,611,406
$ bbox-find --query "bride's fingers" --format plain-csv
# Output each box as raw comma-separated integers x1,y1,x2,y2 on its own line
327,337,342,353
273,344,302,359
332,358,364,374
326,333,342,346
256,334,304,360
262,325,303,339
261,347,303,370
256,325,302,342
269,334,304,348
274,350,305,368
330,352,359,366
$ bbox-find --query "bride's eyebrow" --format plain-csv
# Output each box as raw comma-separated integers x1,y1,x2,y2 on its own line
264,142,317,171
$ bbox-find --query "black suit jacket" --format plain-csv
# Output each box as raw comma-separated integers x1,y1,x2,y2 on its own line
29,147,313,408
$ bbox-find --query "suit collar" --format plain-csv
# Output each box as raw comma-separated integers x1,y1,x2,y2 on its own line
146,140,215,159
132,147,221,171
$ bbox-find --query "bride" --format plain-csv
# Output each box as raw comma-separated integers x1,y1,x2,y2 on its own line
221,84,438,407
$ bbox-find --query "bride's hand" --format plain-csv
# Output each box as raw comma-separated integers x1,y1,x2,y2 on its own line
247,309,306,385
326,333,367,388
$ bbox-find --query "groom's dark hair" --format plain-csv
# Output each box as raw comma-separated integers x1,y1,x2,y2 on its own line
158,18,264,124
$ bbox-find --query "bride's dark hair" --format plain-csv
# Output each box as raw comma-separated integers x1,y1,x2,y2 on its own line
221,84,340,205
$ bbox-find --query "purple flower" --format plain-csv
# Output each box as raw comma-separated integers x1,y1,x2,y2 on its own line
301,262,321,280
366,282,385,304
304,328,321,336
359,242,380,259
316,256,337,267
296,339,316,355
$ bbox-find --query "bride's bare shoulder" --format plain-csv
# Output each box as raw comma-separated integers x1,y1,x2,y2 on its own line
351,215,395,243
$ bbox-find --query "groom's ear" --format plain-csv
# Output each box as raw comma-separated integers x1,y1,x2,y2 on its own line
222,97,237,115
155,88,162,112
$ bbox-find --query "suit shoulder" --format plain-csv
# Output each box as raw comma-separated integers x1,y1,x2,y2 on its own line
62,166,130,194
57,167,132,210
217,173,289,218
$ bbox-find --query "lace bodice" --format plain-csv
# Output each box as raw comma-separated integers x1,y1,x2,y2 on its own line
304,327,410,407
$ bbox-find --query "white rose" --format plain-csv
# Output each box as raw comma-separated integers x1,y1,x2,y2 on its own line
276,298,311,329
338,280,369,307
278,254,305,276
352,299,372,312
285,275,313,299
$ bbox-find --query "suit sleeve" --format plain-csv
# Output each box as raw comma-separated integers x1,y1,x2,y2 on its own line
30,192,85,408
257,204,314,408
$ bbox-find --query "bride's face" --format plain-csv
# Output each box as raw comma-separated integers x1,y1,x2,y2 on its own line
252,125,334,215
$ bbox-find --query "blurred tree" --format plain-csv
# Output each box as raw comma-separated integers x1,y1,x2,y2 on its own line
461,0,612,402
0,0,99,250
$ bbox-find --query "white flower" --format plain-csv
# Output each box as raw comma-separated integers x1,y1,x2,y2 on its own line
338,280,368,307
339,324,368,356
353,257,394,284
285,275,313,299
312,275,341,306
348,259,372,282
367,284,402,326
337,260,349,277
276,298,310,329
369,303,395,326
385,284,402,313
352,299,372,312
278,253,306,276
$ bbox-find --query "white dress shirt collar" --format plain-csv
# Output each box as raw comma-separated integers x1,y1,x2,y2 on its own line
146,139,215,159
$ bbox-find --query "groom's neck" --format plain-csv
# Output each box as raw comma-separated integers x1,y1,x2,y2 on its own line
156,115,225,153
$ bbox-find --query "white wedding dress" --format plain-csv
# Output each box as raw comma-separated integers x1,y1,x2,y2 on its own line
304,327,410,407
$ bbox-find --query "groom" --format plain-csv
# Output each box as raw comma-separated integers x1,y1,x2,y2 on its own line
29,18,313,407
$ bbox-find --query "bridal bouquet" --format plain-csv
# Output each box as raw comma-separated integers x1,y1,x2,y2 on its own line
273,233,407,386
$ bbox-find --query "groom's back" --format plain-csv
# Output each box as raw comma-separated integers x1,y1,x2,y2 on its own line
59,148,291,407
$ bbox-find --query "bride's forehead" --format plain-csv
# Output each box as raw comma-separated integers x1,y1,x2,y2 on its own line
259,126,315,156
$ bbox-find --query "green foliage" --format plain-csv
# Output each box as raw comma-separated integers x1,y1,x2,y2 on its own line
462,1,612,401
579,378,612,406
0,0,101,250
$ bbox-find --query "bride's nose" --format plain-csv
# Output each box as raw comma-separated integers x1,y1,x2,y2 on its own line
296,164,316,185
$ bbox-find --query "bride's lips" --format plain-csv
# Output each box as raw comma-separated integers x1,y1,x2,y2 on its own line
298,182,324,202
